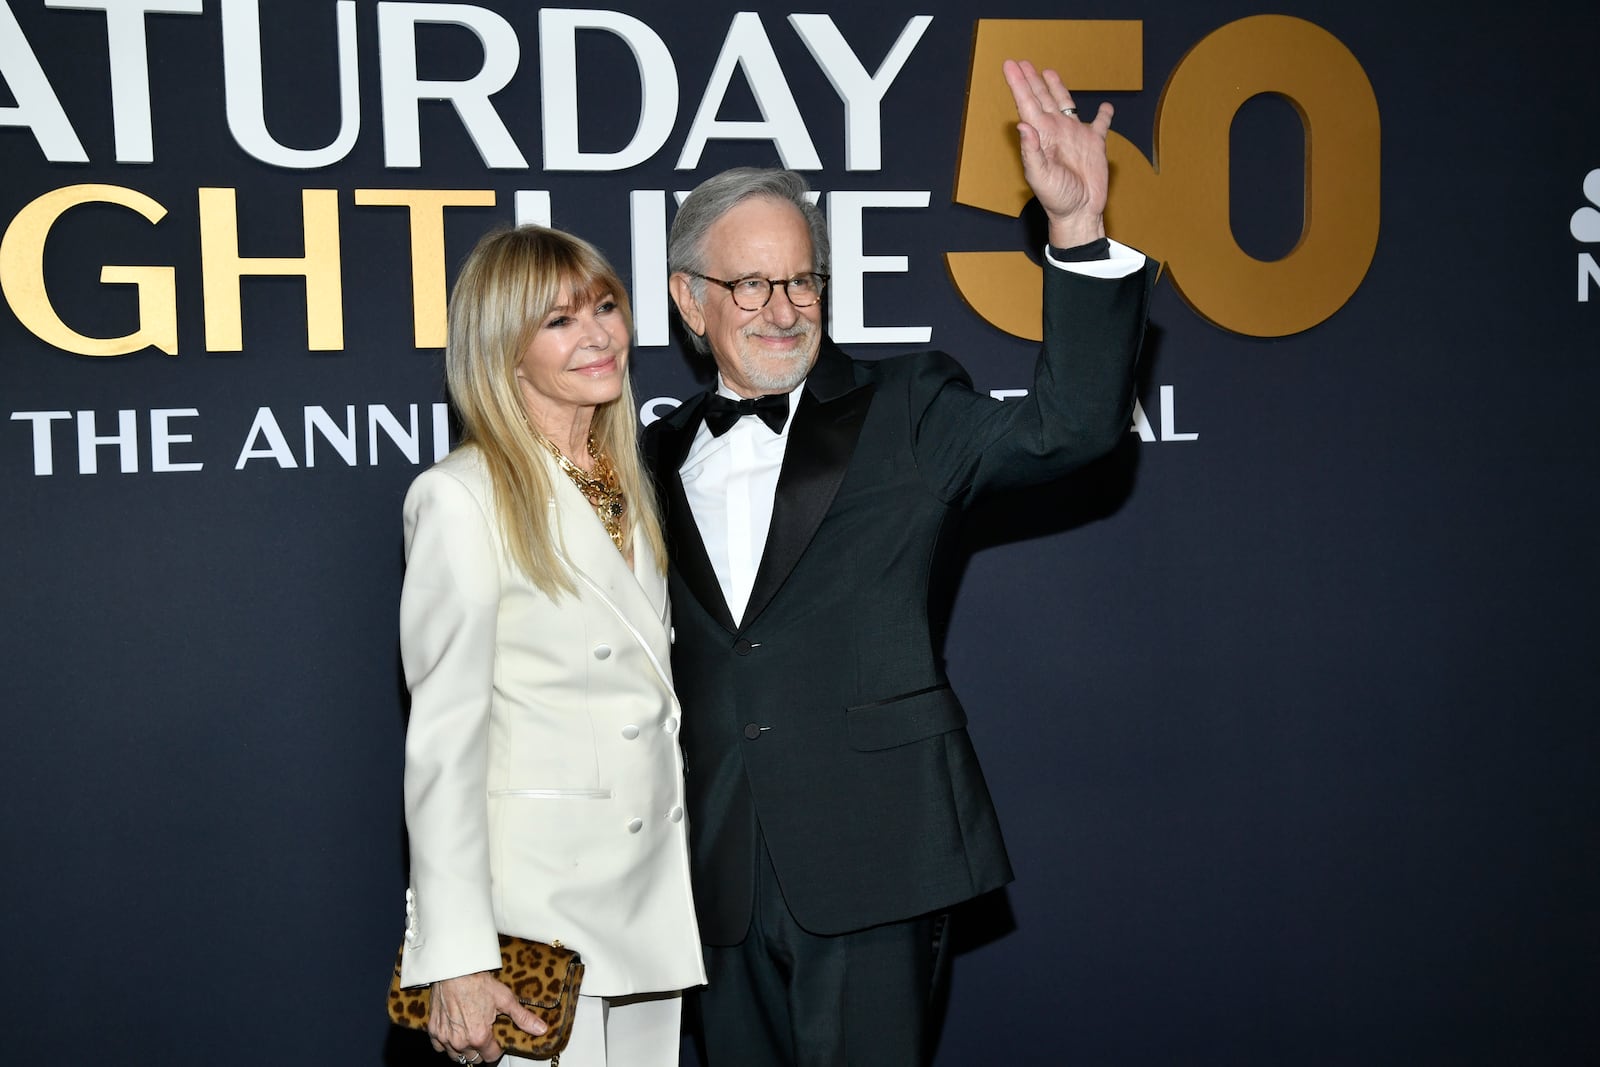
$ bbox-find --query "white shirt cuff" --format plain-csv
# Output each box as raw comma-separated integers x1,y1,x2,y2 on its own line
1043,238,1146,279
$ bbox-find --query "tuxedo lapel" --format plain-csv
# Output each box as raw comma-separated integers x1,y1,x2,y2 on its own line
649,393,738,634
741,343,872,628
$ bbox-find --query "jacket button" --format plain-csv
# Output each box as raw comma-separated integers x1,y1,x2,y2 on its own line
743,723,762,740
626,818,643,833
593,644,612,659
733,638,753,656
621,724,640,740
663,717,679,735
668,806,684,823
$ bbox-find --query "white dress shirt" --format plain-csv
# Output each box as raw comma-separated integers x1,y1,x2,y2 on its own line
679,379,805,625
679,241,1145,626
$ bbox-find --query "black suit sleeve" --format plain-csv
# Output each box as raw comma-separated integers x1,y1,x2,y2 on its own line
909,257,1158,506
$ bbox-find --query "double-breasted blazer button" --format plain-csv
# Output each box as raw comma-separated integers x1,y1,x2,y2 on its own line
733,638,754,656
668,806,684,823
663,717,679,734
593,644,612,659
743,723,762,740
626,818,644,834
621,724,640,740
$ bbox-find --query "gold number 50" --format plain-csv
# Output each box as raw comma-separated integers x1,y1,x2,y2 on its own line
949,15,1381,339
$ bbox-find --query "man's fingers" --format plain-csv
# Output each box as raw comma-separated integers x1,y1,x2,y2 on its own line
1091,101,1115,135
1004,59,1055,123
1007,59,1099,139
1042,68,1076,114
1001,60,1035,118
1016,58,1050,103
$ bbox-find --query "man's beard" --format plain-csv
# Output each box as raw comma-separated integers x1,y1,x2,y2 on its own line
735,321,817,392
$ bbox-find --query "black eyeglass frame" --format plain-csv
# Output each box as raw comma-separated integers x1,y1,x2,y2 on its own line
686,271,831,311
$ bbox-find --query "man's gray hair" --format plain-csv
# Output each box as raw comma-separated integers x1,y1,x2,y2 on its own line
667,168,830,354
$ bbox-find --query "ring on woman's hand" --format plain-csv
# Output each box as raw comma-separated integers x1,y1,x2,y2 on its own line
1060,106,1077,116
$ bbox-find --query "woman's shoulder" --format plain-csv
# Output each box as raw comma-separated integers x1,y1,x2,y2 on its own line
411,443,488,489
404,444,494,516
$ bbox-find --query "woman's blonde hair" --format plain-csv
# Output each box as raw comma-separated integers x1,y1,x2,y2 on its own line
444,224,666,597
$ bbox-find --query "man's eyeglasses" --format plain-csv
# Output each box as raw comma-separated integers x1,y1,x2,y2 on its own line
688,271,830,311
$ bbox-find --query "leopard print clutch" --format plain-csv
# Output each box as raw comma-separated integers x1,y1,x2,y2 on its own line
388,934,584,1061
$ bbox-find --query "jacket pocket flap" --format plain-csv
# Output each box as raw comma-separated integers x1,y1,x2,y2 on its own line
846,685,966,751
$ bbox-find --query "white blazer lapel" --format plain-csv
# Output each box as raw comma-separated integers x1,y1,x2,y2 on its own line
544,460,674,695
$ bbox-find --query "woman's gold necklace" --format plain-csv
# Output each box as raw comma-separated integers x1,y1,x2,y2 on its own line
537,430,628,555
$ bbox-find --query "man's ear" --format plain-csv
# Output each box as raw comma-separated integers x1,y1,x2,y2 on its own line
668,273,706,337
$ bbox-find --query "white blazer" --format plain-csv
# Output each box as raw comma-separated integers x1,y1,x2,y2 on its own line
397,445,705,997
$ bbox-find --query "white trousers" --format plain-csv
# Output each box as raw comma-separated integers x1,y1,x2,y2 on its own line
504,990,682,1067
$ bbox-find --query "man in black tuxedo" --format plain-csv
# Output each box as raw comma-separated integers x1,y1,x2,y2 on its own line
645,61,1157,1066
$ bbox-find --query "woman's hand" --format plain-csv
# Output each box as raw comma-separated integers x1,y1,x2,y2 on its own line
427,970,549,1064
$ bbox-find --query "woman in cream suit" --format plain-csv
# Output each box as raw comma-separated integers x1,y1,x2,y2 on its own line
397,225,704,1066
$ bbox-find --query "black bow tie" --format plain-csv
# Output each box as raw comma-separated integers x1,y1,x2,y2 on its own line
703,392,790,437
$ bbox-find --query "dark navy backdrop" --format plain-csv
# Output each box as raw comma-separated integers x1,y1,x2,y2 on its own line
2,1,1596,1063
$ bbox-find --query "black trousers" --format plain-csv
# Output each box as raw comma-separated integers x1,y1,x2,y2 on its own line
693,835,953,1067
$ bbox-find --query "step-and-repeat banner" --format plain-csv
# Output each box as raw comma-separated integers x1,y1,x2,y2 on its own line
3,2,1596,1063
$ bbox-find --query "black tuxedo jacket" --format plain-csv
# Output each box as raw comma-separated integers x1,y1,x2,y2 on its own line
645,260,1157,943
